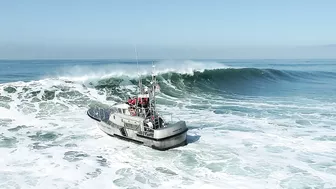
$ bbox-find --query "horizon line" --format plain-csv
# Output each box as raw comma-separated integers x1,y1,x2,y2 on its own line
1,58,336,61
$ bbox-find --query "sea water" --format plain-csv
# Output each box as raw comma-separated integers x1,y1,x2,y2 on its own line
0,59,336,189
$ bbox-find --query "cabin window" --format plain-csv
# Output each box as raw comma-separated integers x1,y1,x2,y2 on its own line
121,119,123,122
122,109,126,114
118,108,122,113
113,115,115,119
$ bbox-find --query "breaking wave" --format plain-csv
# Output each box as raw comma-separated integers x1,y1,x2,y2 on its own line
1,59,336,188
82,66,336,98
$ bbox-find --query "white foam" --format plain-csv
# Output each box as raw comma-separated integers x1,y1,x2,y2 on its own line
1,70,336,188
56,60,229,83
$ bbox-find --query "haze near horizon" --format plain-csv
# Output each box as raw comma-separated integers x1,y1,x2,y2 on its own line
1,0,336,59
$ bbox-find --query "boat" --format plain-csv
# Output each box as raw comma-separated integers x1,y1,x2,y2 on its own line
87,63,188,150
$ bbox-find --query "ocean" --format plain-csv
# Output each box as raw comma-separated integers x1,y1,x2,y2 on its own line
1,59,336,189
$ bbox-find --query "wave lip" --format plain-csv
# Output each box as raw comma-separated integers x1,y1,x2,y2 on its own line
56,60,230,82
3,59,336,98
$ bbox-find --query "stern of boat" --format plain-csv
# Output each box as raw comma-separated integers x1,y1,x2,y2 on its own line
151,121,188,150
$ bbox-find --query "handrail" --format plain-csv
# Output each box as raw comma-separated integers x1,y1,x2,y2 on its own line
157,112,181,122
143,126,155,131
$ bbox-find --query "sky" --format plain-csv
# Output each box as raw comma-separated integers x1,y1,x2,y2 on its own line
0,0,336,59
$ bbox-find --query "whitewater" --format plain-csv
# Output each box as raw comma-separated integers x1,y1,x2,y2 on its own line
1,59,336,189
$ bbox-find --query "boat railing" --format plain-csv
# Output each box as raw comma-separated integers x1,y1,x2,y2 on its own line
157,112,181,123
140,126,155,137
143,124,155,131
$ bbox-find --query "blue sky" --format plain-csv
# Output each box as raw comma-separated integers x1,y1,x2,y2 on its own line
1,0,336,59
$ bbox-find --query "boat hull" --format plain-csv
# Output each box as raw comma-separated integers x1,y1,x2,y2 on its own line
87,107,188,150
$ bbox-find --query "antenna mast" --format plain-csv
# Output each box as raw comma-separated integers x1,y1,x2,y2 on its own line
134,45,142,94
151,61,157,116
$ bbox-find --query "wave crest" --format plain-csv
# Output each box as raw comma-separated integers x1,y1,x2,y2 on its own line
57,60,229,82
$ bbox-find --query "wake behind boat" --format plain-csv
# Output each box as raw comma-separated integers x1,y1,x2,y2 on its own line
87,63,188,150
